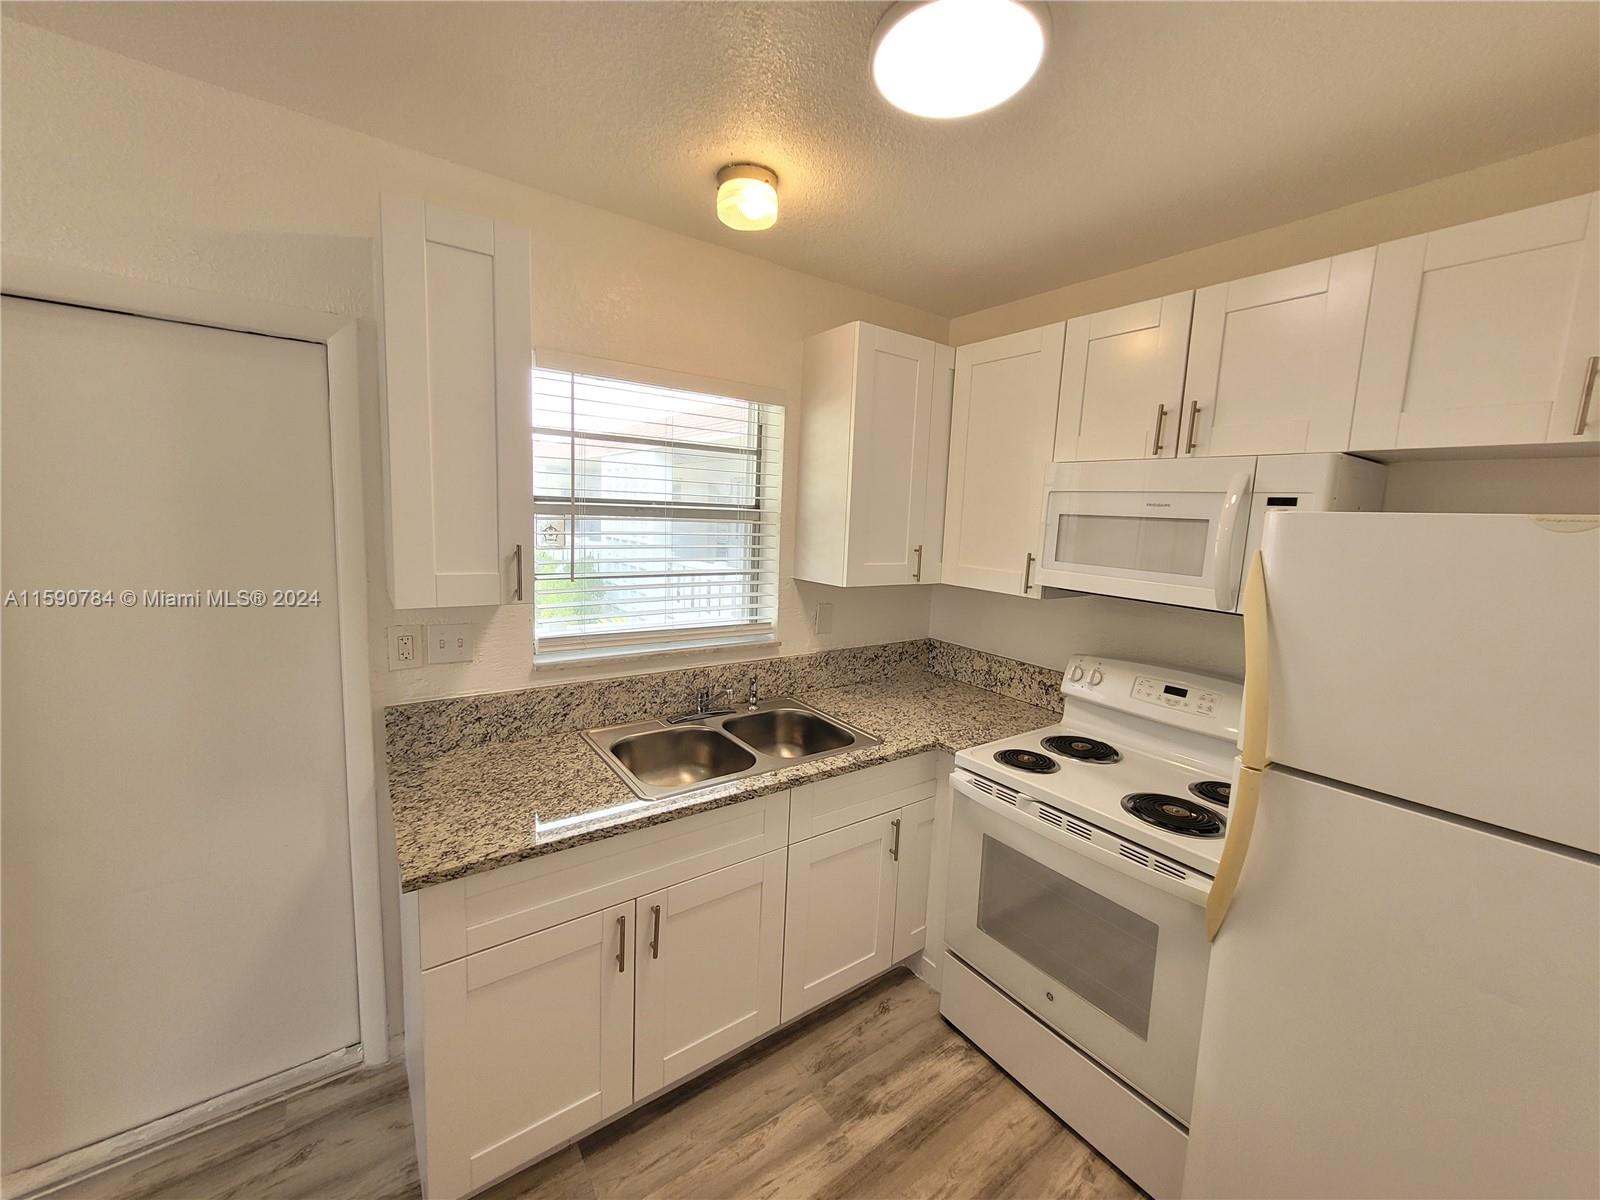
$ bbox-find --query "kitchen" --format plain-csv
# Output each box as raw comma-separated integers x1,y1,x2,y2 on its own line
2,3,1597,1199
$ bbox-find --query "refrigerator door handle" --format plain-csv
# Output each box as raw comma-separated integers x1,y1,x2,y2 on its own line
1238,551,1269,772
1208,551,1270,941
1207,764,1262,940
1210,472,1253,611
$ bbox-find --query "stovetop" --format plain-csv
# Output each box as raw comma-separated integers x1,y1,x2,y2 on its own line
954,713,1234,875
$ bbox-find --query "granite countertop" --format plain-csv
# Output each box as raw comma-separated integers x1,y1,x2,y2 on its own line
390,670,1057,891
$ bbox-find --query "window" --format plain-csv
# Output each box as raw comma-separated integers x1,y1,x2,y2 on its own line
532,368,783,654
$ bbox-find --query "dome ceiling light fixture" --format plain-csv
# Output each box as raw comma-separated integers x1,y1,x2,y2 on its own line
871,0,1049,119
716,163,780,231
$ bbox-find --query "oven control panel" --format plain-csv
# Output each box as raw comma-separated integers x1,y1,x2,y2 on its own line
1131,675,1219,717
1062,654,1243,739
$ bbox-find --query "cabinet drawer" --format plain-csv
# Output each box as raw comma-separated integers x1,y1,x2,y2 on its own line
787,753,936,842
415,791,789,968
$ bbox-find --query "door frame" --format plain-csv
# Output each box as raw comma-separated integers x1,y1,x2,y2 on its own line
2,254,388,1063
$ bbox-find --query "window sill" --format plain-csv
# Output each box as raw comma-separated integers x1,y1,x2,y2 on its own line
532,630,780,675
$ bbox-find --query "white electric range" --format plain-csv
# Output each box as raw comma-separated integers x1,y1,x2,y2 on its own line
940,655,1243,1200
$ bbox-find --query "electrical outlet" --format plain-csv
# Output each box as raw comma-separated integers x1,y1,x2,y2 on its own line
426,622,475,665
813,601,834,635
387,624,423,670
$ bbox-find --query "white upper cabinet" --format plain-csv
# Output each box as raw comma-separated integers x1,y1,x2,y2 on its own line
1180,250,1375,457
942,323,1067,596
379,194,533,609
794,323,952,587
1054,292,1194,462
1350,193,1600,450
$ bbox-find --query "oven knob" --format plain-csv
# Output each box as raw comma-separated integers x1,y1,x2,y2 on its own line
1089,668,1104,686
1069,665,1085,682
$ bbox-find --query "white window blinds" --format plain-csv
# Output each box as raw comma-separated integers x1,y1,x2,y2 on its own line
532,368,784,652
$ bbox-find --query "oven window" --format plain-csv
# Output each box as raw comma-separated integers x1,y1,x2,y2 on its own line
977,836,1158,1039
1055,513,1208,578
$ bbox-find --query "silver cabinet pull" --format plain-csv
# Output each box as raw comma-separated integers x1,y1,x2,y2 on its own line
1575,356,1599,436
890,817,902,862
615,913,626,973
1021,552,1035,594
512,543,525,601
649,904,662,959
1185,400,1201,454
1151,404,1168,455
912,544,923,581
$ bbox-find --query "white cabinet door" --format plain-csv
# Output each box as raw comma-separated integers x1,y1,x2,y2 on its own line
795,323,949,587
942,323,1067,597
919,343,956,585
891,797,937,964
1350,193,1600,450
1181,251,1374,457
781,813,899,1022
419,903,632,1200
1054,292,1193,462
379,194,533,609
633,850,786,1098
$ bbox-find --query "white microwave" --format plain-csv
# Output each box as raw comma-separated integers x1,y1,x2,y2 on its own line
1035,453,1387,612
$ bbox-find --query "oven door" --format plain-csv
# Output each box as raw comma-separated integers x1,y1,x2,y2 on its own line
1035,457,1255,611
946,783,1212,1124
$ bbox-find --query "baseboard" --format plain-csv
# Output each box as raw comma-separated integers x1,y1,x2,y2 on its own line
1,1045,364,1200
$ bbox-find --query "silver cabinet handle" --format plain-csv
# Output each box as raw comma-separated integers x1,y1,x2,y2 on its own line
1151,404,1168,455
1575,356,1598,436
890,817,901,862
649,904,662,959
1021,552,1035,595
912,544,923,582
615,913,626,973
1185,400,1201,454
512,543,525,602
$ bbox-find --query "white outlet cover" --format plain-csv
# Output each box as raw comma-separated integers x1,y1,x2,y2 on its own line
813,601,835,635
387,624,423,671
426,622,476,665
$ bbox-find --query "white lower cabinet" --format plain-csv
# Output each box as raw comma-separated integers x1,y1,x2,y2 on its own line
405,766,943,1199
891,797,937,963
418,903,634,1199
633,849,787,1098
781,795,939,1022
780,812,900,1022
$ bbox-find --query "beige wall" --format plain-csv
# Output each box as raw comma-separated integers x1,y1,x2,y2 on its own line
0,18,947,711
949,137,1600,345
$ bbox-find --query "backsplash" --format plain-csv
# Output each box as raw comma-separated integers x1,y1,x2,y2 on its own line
384,638,1061,765
926,639,1062,710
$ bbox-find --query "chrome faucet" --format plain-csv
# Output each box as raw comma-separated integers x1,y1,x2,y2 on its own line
746,677,760,711
666,685,736,725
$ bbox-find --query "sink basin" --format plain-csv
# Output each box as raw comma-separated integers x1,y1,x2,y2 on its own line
583,696,880,801
608,727,756,790
721,708,857,760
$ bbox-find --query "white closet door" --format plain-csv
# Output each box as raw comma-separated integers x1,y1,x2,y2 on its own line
1054,292,1193,462
0,297,360,1174
1350,193,1600,450
1182,251,1374,456
942,324,1066,596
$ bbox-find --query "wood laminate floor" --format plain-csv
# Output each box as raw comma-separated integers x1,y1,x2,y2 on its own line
48,971,1144,1200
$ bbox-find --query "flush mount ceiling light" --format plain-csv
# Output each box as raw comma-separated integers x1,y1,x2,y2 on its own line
716,163,780,231
872,0,1048,119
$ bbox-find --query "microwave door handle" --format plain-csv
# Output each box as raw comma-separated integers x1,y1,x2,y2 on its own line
1210,471,1252,611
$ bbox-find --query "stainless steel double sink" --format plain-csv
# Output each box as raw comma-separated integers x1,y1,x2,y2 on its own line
583,697,880,801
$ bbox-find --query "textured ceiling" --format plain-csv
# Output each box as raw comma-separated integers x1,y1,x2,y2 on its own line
7,1,1598,316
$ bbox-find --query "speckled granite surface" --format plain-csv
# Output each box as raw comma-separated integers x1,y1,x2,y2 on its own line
385,640,932,765
390,669,1057,892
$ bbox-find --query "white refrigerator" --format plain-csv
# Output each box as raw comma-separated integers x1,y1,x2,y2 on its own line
1184,513,1600,1200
